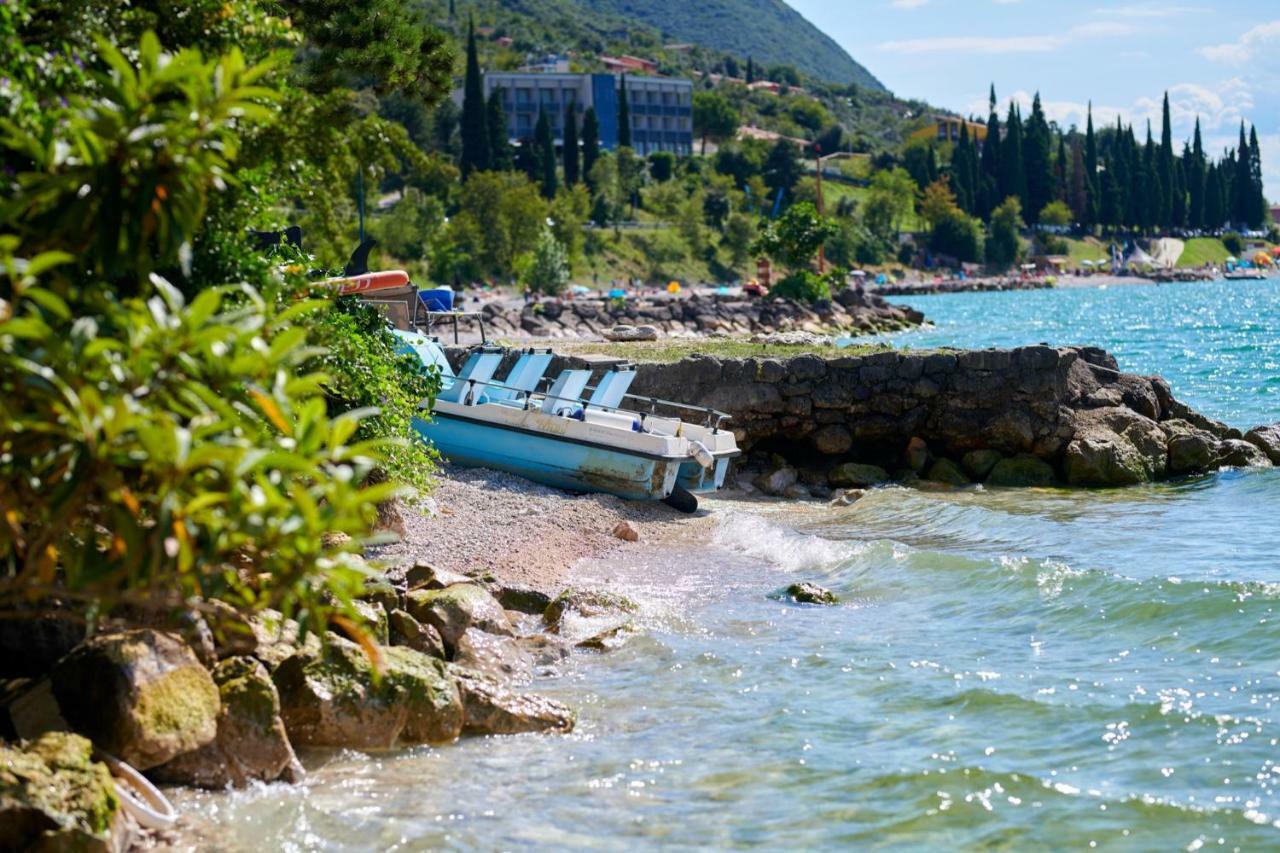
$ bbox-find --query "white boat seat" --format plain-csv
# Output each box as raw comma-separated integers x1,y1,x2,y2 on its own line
487,349,555,402
541,369,591,415
642,415,682,437
588,366,637,410
438,348,504,405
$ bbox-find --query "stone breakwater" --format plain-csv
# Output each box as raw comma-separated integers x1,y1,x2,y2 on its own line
621,345,1280,490
875,277,1053,297
478,287,923,339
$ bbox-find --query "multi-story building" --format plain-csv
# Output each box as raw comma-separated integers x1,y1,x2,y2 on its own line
478,72,693,157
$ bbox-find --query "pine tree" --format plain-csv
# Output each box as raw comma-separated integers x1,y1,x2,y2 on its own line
1187,118,1206,229
1084,103,1099,227
617,75,632,148
563,101,580,186
1158,93,1175,229
1000,103,1027,213
581,106,600,188
1023,93,1054,222
459,18,490,177
486,88,512,171
535,109,557,199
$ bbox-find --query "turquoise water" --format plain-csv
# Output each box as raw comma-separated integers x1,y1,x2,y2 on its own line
176,281,1280,850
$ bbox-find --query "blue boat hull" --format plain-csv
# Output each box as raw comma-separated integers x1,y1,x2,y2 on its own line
677,456,732,494
415,415,682,501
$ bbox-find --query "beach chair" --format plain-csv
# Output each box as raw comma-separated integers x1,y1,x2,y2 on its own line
587,364,638,411
541,369,592,415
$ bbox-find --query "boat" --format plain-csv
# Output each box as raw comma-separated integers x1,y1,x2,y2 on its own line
1224,270,1267,281
393,330,738,511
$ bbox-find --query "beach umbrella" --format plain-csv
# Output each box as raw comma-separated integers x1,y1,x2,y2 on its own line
667,281,681,293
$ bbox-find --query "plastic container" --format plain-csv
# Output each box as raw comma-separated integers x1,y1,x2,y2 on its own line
419,287,454,312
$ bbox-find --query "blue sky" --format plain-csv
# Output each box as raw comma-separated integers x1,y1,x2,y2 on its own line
787,1,1280,199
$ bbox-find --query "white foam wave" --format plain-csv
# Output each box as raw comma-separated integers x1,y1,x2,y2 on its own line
710,510,867,573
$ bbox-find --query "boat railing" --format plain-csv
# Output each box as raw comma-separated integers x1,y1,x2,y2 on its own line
432,376,732,432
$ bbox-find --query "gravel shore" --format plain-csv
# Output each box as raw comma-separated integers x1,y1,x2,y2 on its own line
371,464,715,592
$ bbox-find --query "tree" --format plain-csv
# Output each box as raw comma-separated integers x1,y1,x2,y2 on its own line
763,139,803,201
453,170,549,276
920,180,960,231
1069,139,1089,225
902,141,938,191
987,196,1024,267
722,212,758,272
581,106,601,189
1084,103,1099,227
980,91,1002,219
1054,135,1068,204
692,90,740,155
563,102,580,186
459,18,489,177
745,56,756,84
487,88,512,171
1023,93,1054,223
1205,162,1225,229
750,201,838,271
1001,103,1028,215
931,209,984,263
1039,200,1072,228
868,167,918,237
1159,92,1176,229
521,229,571,295
1188,118,1207,229
514,136,538,181
648,151,676,182
950,123,977,214
1248,125,1267,228
535,109,557,199
617,75,632,149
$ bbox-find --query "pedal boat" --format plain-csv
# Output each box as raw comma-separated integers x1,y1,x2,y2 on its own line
394,331,738,509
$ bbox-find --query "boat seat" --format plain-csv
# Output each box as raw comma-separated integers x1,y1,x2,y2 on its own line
642,415,682,437
541,369,591,415
438,347,504,405
587,365,637,410
487,348,554,403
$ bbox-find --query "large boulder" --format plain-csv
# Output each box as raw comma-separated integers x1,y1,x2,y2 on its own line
828,462,889,488
0,732,125,852
387,609,447,659
1219,438,1271,468
925,458,969,486
449,667,575,735
753,463,797,496
543,589,638,632
405,584,513,653
960,449,1003,480
986,455,1056,487
1245,424,1280,465
50,630,220,770
1166,426,1220,475
151,657,302,789
273,639,463,748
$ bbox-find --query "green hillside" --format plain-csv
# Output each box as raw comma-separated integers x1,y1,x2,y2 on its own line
577,0,883,90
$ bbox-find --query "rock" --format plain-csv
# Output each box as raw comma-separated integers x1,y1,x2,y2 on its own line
754,464,798,496
576,622,636,651
903,436,930,472
0,613,84,679
828,462,889,488
242,609,321,671
603,324,658,342
405,584,513,653
346,600,389,647
1167,431,1218,474
811,424,854,455
828,488,866,507
448,667,575,735
1219,438,1271,468
612,521,640,542
543,589,637,632
495,585,554,616
320,531,353,550
0,732,124,852
926,458,969,486
986,455,1056,488
360,577,402,614
451,629,534,682
1062,417,1155,486
1245,424,1280,464
387,609,446,659
273,639,463,748
961,449,1003,480
405,562,475,592
151,657,301,789
783,582,839,606
50,630,220,770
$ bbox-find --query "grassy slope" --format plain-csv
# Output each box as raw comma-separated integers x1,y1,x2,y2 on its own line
1176,238,1230,268
1063,237,1109,264
577,0,883,90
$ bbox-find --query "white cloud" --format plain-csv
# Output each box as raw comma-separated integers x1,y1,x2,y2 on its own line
1092,3,1206,18
889,0,928,8
1199,21,1280,66
879,21,1134,55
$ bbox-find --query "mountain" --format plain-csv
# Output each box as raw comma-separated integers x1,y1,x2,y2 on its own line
574,0,884,90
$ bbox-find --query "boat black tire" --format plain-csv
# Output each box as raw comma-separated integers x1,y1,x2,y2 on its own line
663,485,698,514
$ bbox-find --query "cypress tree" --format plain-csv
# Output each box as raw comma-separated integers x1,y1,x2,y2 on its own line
979,93,1002,219
563,101,580,186
1230,123,1250,225
1055,134,1068,204
1023,93,1054,222
486,88,512,171
1204,162,1225,230
1188,118,1206,229
1158,93,1175,229
951,122,975,214
459,18,490,177
1248,125,1266,228
745,56,756,84
449,0,456,20
1141,122,1162,233
1084,103,1099,227
1172,144,1188,228
515,136,538,181
581,106,600,187
1069,139,1089,224
535,109,557,199
1000,103,1027,213
617,75,632,149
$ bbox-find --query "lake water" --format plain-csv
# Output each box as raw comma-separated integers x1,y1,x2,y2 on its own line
174,279,1280,850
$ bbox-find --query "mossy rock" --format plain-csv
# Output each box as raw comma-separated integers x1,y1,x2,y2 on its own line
273,639,462,749
543,589,639,632
986,454,1057,487
387,609,447,659
351,599,390,647
0,732,120,850
828,462,889,488
926,458,970,486
405,584,512,652
448,666,575,736
961,449,1003,480
781,582,839,606
50,629,220,770
359,577,402,614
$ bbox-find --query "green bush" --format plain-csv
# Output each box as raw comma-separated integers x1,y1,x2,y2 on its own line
1222,232,1245,256
930,211,983,263
769,270,830,303
0,253,396,632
